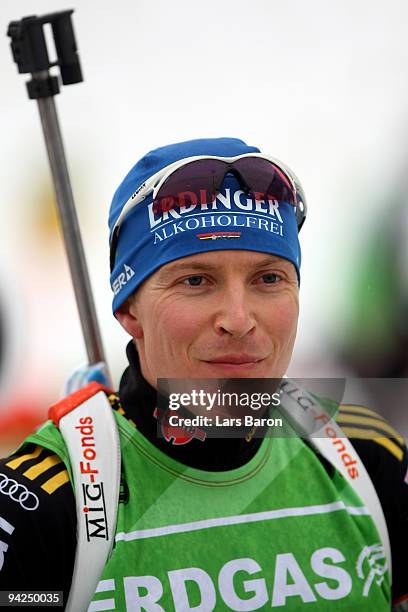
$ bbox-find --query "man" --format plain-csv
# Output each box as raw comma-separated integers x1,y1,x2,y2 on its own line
0,138,406,611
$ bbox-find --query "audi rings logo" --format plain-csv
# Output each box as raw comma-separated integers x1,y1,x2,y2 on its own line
0,473,39,511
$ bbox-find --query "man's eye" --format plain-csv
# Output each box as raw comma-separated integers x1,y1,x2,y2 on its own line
261,273,280,284
183,275,204,286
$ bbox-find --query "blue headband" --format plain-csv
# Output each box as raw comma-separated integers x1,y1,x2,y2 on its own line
109,137,302,313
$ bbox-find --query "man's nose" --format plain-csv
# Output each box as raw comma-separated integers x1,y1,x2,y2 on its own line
214,285,256,338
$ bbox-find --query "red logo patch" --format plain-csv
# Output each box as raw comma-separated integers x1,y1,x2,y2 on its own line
153,408,206,445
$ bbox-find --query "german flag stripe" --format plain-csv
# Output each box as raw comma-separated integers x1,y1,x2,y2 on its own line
337,413,404,446
6,445,43,470
109,394,123,412
197,232,241,238
23,455,62,480
41,470,70,494
341,426,404,461
339,404,386,420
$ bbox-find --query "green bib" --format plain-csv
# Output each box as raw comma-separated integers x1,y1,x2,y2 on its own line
29,411,390,611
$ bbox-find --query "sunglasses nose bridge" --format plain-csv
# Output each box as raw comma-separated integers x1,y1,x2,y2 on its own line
222,164,250,193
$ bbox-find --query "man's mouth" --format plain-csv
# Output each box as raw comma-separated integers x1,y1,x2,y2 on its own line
202,354,266,371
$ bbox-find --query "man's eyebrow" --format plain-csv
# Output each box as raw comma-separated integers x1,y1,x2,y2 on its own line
157,262,217,278
250,256,292,268
158,256,291,277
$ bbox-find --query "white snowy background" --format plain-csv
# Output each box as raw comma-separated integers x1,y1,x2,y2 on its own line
0,0,407,444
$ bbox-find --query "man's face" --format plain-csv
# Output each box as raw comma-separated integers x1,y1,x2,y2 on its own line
118,250,299,387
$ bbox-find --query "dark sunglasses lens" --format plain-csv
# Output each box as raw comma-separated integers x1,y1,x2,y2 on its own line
153,160,227,214
152,157,297,216
234,158,296,205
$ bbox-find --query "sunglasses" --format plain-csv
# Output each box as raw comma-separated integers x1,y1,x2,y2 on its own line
110,153,307,271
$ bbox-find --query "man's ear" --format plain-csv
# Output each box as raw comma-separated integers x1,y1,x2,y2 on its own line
115,298,144,340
